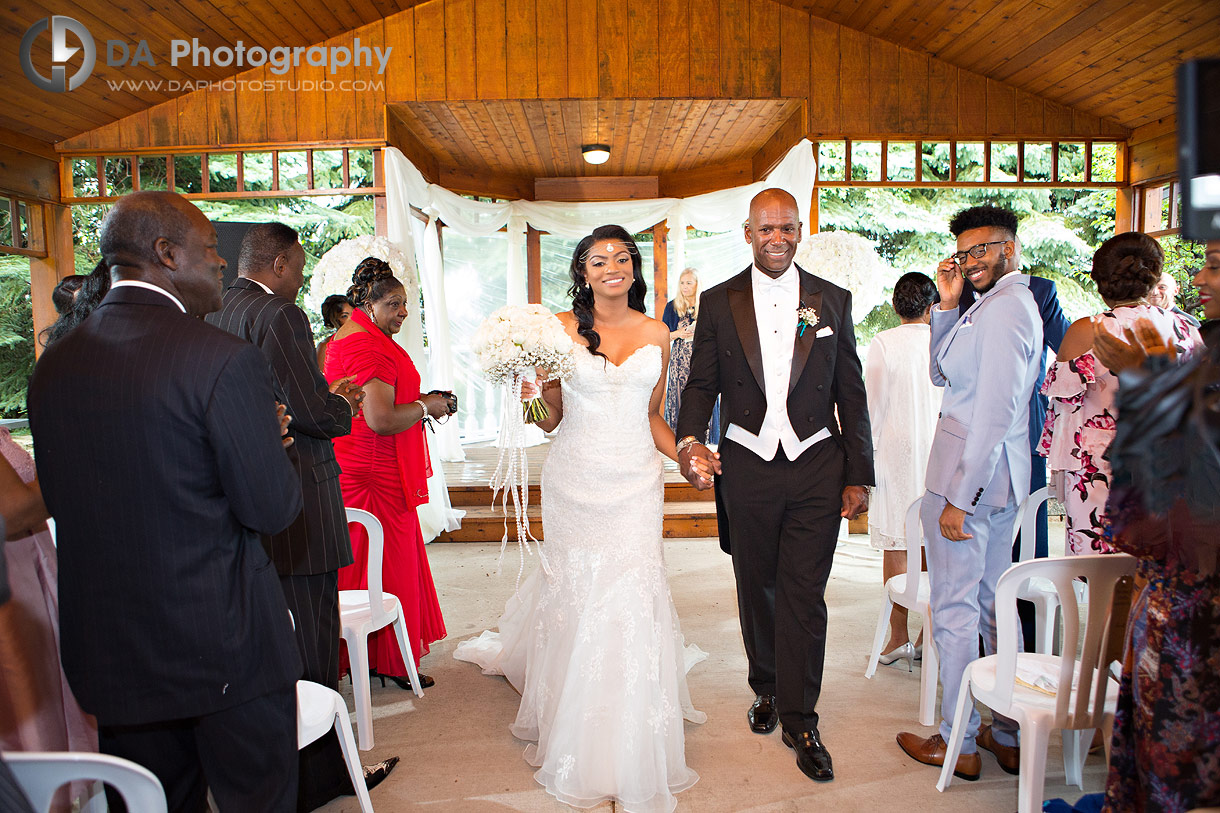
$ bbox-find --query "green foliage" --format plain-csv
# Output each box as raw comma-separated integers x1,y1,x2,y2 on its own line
0,256,35,418
1159,234,1207,317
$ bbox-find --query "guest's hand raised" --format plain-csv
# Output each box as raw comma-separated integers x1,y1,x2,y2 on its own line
935,256,964,312
276,402,294,449
679,442,721,491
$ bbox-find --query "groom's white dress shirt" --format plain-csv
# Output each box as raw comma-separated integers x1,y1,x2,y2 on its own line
725,265,831,461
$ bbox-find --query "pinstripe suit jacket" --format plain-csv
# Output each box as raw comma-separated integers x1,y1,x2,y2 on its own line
207,278,354,576
29,285,303,725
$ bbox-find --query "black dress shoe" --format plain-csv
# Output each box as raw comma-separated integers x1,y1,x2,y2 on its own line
783,729,834,782
363,755,399,791
748,695,778,734
371,669,434,690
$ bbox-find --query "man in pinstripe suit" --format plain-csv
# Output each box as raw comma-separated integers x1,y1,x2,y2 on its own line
206,223,388,810
29,192,303,811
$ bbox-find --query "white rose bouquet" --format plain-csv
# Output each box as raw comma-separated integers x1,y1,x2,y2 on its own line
305,235,418,315
471,304,576,423
470,305,575,581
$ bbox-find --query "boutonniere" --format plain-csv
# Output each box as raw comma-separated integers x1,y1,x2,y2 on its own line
797,305,818,337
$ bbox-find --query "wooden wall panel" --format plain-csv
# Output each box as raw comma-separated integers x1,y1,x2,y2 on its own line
567,0,599,97
535,0,568,97
326,34,358,141
207,84,238,145
628,0,661,97
808,16,840,133
779,4,809,99
384,11,418,101
236,68,269,144
475,0,508,99
597,0,630,96
0,146,60,202
688,0,719,97
749,0,781,98
505,0,539,98
869,40,900,132
355,23,388,138
414,1,447,100
445,0,478,98
176,92,211,146
926,58,956,133
719,0,749,97
838,27,870,132
985,79,1015,135
898,48,929,132
658,0,692,97
294,60,329,141
1015,89,1044,135
119,111,151,149
148,102,177,147
957,70,987,134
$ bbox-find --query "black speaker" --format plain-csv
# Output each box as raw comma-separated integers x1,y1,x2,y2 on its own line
1178,58,1220,242
214,221,260,290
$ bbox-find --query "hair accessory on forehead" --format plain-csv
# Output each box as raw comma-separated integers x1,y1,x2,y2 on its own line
578,241,639,265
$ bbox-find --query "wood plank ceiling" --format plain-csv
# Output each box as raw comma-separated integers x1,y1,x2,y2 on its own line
2,0,1215,147
388,99,802,178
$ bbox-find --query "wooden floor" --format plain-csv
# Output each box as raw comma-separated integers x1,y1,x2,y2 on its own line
436,442,717,542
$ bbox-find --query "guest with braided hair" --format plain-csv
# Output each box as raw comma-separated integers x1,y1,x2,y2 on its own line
325,257,452,689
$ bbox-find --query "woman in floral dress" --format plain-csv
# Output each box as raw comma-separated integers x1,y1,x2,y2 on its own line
1038,232,1201,554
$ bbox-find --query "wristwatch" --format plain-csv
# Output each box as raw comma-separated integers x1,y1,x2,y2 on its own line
675,435,700,456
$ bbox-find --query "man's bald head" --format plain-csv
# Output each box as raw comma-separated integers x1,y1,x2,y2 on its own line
100,191,202,272
745,187,802,277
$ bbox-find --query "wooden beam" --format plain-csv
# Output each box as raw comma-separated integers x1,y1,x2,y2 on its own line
526,226,541,304
436,165,534,200
751,103,806,181
534,176,659,201
0,146,61,203
385,107,440,182
658,159,752,198
29,203,74,358
653,221,668,317
0,128,59,163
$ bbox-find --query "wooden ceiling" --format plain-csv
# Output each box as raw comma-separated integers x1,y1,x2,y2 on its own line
1,0,1215,148
388,99,802,178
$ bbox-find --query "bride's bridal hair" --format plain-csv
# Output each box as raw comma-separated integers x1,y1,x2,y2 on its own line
568,224,648,359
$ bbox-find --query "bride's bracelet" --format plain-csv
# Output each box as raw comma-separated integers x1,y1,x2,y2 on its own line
675,435,700,456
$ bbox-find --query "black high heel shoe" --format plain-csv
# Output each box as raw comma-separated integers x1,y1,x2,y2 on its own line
370,669,434,690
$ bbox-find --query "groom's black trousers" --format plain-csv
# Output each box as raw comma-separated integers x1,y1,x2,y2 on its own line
717,436,844,735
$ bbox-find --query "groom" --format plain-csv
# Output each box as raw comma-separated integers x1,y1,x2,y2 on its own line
677,188,874,783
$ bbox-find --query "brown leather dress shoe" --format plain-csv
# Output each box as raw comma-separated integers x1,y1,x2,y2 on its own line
896,732,981,781
977,724,1020,775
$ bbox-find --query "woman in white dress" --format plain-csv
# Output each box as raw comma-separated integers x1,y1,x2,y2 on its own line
455,225,707,813
863,272,942,668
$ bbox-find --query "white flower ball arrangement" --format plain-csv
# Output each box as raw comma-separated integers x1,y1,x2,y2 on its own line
794,231,897,324
305,235,418,315
471,304,576,421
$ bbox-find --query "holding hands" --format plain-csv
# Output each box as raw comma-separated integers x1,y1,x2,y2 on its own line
678,441,722,491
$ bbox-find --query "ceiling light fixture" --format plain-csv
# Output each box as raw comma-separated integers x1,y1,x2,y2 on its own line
581,144,610,165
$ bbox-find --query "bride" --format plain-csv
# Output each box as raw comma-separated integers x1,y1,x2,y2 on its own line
454,225,709,812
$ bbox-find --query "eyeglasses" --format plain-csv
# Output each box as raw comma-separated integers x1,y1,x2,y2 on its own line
951,240,1011,265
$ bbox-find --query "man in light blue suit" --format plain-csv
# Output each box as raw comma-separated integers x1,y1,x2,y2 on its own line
897,206,1043,781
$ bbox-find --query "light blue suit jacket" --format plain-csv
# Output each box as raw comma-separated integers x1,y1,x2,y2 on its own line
926,273,1042,512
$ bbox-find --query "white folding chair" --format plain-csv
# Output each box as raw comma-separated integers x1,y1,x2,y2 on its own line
297,680,374,813
865,498,940,726
1012,487,1087,654
937,553,1135,812
342,507,423,751
6,752,166,813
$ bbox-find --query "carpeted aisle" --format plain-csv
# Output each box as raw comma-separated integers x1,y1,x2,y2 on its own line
320,525,1106,812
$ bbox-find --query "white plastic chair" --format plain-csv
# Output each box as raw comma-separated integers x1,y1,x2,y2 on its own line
936,553,1135,812
1012,487,1087,654
342,507,423,751
865,498,940,726
6,752,166,813
297,680,374,813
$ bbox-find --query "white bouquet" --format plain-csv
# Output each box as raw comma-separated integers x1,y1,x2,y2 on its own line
470,305,575,582
793,231,897,323
305,235,418,315
471,304,576,423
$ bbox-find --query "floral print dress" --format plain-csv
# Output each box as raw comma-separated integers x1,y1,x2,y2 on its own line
1038,305,1201,555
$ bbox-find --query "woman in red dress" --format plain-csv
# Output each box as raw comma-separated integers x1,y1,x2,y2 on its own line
325,257,451,687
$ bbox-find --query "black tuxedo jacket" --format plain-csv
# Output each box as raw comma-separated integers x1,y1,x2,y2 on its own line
29,285,303,726
677,264,874,549
207,278,354,576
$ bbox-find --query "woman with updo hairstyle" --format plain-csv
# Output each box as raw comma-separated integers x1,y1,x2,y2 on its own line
863,271,942,667
324,256,451,688
315,293,354,370
1038,231,1202,555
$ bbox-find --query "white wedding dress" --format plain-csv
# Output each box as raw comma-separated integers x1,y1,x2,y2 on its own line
454,343,707,813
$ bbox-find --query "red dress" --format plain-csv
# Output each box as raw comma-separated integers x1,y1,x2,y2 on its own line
325,320,446,675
